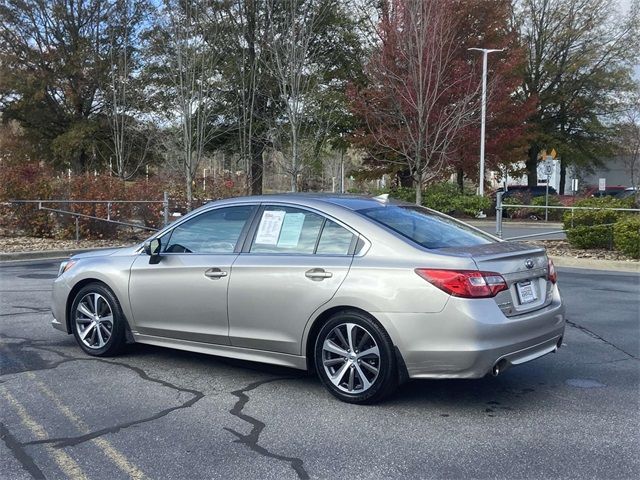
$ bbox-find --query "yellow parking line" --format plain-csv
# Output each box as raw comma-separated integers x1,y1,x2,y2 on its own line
26,372,148,480
1,386,88,480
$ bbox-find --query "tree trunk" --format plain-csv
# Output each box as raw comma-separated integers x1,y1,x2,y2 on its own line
415,176,422,205
185,163,193,212
526,145,538,186
559,158,566,195
250,139,263,195
456,168,464,193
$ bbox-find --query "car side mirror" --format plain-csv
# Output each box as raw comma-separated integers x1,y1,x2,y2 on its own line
144,238,162,264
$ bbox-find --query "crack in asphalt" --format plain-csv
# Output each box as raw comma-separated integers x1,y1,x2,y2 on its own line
2,332,310,479
0,422,46,479
23,358,205,448
566,319,639,360
224,378,309,480
1,334,205,450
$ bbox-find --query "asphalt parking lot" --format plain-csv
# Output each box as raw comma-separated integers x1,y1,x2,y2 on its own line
1,260,638,479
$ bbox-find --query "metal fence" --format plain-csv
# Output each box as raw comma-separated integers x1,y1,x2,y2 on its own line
9,192,170,241
494,192,640,241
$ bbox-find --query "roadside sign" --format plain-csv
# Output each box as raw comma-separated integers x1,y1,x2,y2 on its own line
545,163,553,175
598,178,606,191
571,178,579,193
550,148,557,159
544,156,554,176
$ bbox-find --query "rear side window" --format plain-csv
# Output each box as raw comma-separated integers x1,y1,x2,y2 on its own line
250,207,355,255
359,205,493,249
251,207,324,254
316,220,354,255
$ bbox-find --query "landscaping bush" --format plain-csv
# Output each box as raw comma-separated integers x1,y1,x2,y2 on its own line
563,197,630,249
0,163,57,237
531,195,563,221
502,192,532,219
613,215,640,259
384,183,490,217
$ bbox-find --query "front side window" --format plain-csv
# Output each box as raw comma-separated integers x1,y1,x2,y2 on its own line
163,205,255,254
359,205,494,249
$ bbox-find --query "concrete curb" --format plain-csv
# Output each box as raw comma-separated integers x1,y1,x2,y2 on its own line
549,255,640,274
0,246,123,262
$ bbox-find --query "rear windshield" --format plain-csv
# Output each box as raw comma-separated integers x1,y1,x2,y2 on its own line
359,205,494,249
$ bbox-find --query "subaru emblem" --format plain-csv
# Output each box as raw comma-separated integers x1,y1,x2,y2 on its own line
525,259,535,269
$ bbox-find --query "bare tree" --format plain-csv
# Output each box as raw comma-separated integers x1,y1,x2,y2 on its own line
266,0,333,192
617,93,640,196
106,0,150,180
220,0,268,195
351,0,479,204
150,0,226,210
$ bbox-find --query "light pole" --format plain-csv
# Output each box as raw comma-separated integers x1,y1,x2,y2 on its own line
468,47,505,199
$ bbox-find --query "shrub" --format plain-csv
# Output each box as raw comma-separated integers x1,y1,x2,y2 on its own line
0,163,57,237
502,192,532,219
613,215,640,259
385,183,490,217
563,197,629,249
531,195,563,221
454,194,492,217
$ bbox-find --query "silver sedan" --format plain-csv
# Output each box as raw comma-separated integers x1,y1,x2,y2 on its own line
51,194,565,403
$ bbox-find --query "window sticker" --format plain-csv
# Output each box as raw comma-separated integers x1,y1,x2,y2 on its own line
277,213,306,247
255,210,285,245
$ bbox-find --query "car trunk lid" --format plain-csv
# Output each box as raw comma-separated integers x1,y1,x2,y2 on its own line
439,241,552,316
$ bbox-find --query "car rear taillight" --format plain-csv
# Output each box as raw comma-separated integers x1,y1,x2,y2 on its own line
547,258,557,284
415,269,508,298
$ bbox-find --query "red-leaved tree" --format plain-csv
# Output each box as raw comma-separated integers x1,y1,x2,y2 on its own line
452,0,536,192
349,0,479,204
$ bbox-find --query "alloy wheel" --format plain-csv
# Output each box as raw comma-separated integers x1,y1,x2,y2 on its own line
321,323,380,394
75,292,114,349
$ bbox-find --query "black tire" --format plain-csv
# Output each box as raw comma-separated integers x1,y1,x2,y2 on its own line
314,310,398,404
70,282,127,357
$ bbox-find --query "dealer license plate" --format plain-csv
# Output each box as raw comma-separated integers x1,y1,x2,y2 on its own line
516,280,538,304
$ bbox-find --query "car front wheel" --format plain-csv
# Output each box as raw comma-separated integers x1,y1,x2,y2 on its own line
314,310,398,404
71,283,126,357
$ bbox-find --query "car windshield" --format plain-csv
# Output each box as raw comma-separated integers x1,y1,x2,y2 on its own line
359,205,494,249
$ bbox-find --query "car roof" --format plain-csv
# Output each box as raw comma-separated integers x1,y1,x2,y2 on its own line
210,193,409,211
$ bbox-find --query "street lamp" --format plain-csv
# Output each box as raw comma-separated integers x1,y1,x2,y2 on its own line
468,47,505,199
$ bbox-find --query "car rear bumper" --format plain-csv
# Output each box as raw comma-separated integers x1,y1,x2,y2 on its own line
374,285,566,379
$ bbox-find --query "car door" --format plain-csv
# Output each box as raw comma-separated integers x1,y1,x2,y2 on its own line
129,204,257,345
227,204,357,355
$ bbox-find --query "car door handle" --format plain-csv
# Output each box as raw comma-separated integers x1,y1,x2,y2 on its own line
204,268,228,279
305,268,333,280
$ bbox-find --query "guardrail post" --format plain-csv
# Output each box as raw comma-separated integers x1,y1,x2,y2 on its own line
608,225,613,250
571,208,574,228
75,216,79,242
163,191,169,226
107,202,111,221
495,192,503,239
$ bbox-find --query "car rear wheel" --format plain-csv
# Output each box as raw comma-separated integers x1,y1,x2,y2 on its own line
314,310,398,404
71,283,126,357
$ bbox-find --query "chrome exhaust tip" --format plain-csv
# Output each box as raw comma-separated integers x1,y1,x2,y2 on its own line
491,359,508,377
